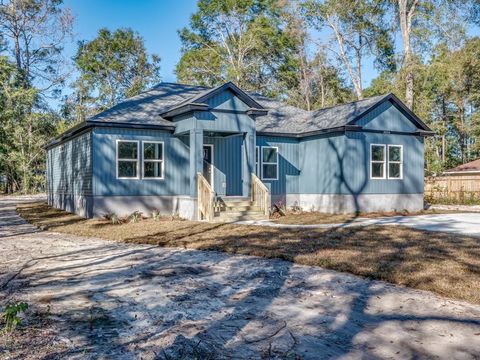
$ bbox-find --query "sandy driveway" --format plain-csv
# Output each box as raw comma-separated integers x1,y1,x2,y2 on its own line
1,197,480,359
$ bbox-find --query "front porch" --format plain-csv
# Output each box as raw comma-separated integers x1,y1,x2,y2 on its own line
184,130,270,222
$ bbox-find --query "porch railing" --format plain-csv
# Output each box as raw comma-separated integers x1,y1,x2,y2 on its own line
197,172,215,221
251,173,271,216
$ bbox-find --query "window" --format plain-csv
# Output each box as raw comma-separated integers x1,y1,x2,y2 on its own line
143,141,164,179
370,144,386,179
255,146,260,175
261,146,278,180
117,140,139,179
388,145,403,179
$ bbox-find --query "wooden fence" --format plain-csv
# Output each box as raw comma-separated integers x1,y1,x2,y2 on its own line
425,175,480,203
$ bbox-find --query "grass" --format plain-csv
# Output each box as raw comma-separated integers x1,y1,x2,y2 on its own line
17,201,480,304
272,209,456,225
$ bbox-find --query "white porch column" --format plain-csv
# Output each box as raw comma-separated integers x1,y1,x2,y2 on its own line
190,128,203,197
242,131,256,197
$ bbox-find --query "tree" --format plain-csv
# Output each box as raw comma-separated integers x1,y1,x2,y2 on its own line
0,0,73,92
176,0,297,96
71,28,161,120
0,0,72,193
303,0,394,100
0,56,56,192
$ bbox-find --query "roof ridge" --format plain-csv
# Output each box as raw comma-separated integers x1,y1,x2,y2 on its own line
310,93,390,114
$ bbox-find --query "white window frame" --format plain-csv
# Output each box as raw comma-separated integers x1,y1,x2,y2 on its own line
261,146,279,181
387,145,403,180
370,144,386,179
142,141,165,180
116,140,140,180
203,144,214,187
255,146,260,176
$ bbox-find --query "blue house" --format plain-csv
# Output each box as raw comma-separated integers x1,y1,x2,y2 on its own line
45,82,433,221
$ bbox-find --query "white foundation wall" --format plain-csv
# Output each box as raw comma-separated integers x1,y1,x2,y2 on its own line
91,196,197,220
272,193,424,213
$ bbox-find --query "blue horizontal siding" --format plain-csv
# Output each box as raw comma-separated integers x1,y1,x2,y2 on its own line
47,131,92,195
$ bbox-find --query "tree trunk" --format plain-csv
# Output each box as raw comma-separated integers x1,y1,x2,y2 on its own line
398,0,418,109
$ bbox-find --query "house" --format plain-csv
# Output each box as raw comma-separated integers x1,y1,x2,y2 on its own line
444,159,480,176
45,82,433,221
425,159,480,203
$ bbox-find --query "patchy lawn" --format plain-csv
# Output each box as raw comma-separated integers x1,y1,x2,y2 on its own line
17,201,480,304
272,209,456,225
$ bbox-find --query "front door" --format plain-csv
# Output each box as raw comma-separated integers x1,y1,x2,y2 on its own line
203,145,214,187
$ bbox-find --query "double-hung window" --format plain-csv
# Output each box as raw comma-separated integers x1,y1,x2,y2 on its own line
370,144,403,180
370,144,386,179
261,146,278,180
143,141,164,179
117,140,139,179
387,145,403,179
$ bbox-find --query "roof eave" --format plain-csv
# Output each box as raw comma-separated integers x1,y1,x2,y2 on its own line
43,120,176,150
160,103,210,119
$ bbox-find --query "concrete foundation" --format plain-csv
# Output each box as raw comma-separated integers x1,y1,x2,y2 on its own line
272,193,424,214
48,193,197,220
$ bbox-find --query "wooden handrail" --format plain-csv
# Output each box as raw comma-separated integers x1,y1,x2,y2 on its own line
197,172,215,221
251,173,271,216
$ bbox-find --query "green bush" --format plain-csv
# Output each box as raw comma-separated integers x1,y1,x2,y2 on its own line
2,301,29,333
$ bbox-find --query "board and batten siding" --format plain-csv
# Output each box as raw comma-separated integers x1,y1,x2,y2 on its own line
204,135,243,196
92,127,190,196
47,131,93,196
256,136,300,196
298,132,424,195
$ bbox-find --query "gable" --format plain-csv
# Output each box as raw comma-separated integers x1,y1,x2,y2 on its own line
354,99,419,133
205,89,251,111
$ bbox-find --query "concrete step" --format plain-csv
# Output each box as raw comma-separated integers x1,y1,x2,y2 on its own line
212,212,268,222
214,205,261,212
220,200,253,207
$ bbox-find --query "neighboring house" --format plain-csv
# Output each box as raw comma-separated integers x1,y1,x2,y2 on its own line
45,82,433,221
444,159,480,176
425,159,480,203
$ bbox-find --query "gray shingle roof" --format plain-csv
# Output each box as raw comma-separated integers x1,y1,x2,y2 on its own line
87,82,391,134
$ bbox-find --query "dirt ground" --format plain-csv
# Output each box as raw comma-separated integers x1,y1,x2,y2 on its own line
2,197,480,359
17,201,480,304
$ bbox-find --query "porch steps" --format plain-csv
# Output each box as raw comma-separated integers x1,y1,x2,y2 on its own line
212,197,268,222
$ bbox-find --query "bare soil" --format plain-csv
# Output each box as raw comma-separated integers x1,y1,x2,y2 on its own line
16,201,480,305
2,197,480,359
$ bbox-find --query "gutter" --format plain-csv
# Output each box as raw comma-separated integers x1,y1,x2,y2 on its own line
43,121,176,150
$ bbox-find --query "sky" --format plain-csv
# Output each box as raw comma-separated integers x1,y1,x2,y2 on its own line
63,0,198,84
59,0,479,110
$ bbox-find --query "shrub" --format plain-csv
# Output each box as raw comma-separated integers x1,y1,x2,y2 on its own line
129,211,143,223
103,213,122,225
2,301,28,333
152,209,161,221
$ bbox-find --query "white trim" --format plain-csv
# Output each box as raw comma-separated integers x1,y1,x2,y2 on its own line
142,141,165,180
261,146,279,181
116,140,140,180
203,144,214,188
370,144,386,179
387,144,403,179
444,170,480,175
255,146,260,176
